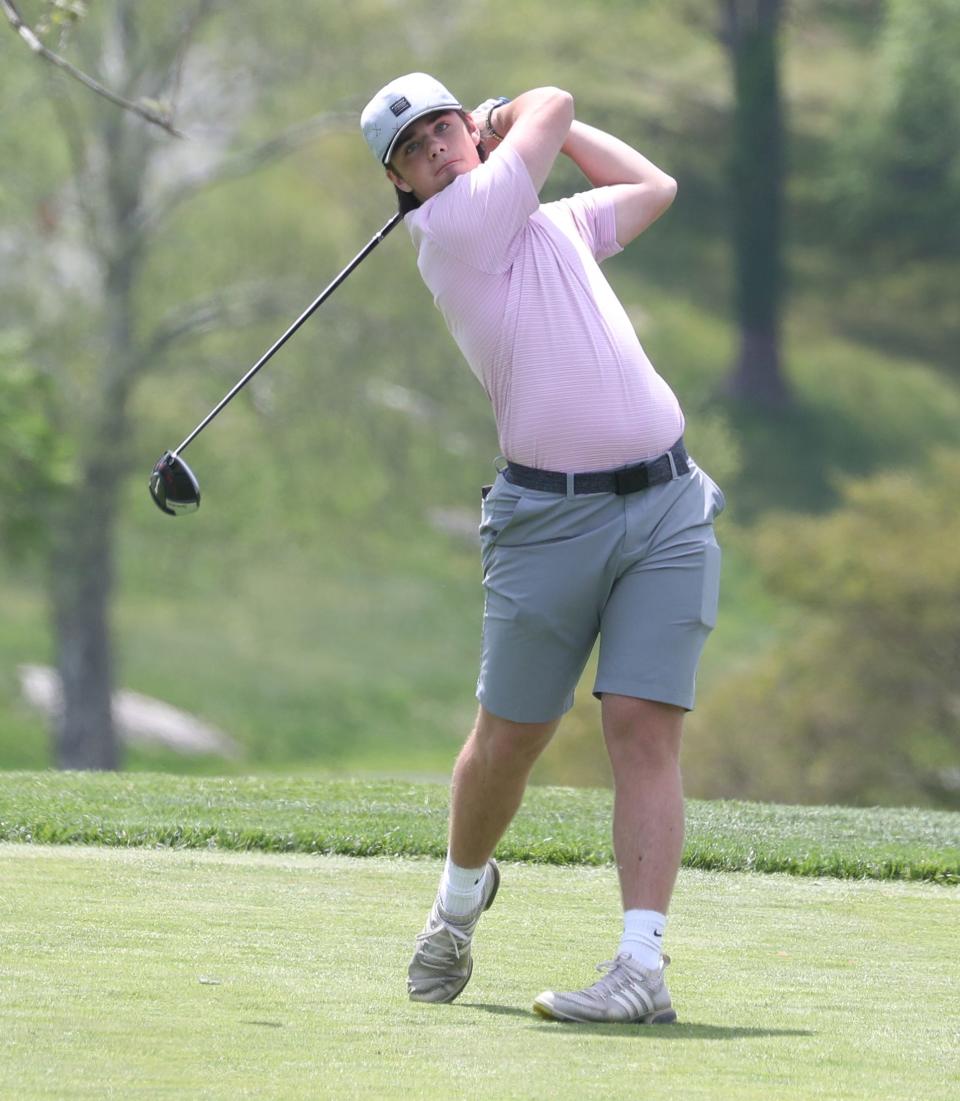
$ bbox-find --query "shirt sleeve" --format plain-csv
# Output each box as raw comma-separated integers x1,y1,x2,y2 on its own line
408,144,540,274
552,187,623,263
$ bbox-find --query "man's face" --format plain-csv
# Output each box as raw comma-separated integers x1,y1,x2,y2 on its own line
386,111,481,202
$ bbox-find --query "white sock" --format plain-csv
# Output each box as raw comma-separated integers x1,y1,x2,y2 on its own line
618,909,667,970
438,856,487,918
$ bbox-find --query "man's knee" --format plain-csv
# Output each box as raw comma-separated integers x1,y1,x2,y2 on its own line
471,705,558,764
600,695,684,763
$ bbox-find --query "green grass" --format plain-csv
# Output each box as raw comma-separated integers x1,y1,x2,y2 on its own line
1,772,957,883
1,844,957,1100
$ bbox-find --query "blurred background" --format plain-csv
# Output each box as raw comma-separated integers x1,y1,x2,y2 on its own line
1,0,957,808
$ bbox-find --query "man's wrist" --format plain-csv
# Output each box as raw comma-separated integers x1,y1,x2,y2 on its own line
479,96,511,142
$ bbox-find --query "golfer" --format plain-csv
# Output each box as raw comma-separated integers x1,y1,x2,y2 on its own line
361,74,724,1023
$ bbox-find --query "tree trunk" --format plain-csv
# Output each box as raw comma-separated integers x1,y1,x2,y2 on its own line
49,249,137,769
731,324,784,404
721,0,791,406
49,460,121,770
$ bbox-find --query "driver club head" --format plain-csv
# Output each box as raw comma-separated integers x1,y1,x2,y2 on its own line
149,451,201,516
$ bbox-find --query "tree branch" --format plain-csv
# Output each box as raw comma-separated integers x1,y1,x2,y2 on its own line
137,110,355,233
140,282,295,370
2,0,184,137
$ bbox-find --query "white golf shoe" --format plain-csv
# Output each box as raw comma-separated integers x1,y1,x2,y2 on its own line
533,953,676,1024
407,859,500,1004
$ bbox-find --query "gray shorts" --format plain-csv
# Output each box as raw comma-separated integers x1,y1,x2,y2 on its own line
476,460,725,722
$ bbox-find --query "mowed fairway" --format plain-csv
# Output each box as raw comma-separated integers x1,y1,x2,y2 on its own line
1,845,957,1101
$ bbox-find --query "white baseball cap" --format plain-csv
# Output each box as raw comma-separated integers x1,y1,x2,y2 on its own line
361,72,462,165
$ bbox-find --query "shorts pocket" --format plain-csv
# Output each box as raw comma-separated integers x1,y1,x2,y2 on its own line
478,481,564,576
479,483,524,544
700,539,722,629
479,482,524,576
701,471,726,520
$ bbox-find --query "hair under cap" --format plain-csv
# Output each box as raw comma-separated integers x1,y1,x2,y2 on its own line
361,72,462,165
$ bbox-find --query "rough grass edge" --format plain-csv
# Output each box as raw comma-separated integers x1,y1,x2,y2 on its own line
2,821,956,885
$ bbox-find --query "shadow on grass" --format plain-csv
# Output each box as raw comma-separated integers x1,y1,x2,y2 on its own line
464,1004,812,1039
719,380,960,524
527,1023,815,1040
463,1003,534,1019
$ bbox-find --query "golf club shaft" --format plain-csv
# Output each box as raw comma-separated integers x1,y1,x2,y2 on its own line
172,212,403,456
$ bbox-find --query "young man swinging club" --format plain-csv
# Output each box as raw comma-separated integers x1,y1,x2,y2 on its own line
360,73,724,1023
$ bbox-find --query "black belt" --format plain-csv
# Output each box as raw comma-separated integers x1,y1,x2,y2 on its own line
503,438,689,496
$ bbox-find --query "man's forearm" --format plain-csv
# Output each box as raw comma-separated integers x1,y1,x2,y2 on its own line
561,120,675,191
561,120,677,246
485,87,573,144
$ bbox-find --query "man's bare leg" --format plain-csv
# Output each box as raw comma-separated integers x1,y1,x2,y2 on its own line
601,694,685,914
531,695,684,1022
407,705,558,1003
448,705,559,867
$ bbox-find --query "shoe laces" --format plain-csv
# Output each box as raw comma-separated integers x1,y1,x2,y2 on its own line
582,954,658,1002
591,956,635,992
415,915,473,966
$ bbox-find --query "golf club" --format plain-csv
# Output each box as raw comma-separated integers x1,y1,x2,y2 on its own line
149,211,403,515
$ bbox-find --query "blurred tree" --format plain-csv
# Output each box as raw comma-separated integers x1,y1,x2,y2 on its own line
38,1,214,769
718,0,790,407
0,0,346,768
684,450,960,808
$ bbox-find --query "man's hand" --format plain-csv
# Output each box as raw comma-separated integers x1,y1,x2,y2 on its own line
472,97,510,151
478,88,574,192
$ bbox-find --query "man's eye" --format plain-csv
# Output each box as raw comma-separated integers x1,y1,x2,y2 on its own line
405,141,419,155
436,121,448,133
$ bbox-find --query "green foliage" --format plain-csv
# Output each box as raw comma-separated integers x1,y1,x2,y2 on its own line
0,332,72,558
829,0,960,259
686,449,960,809
32,0,88,39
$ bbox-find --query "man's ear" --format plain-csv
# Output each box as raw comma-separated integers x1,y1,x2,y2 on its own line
386,166,413,193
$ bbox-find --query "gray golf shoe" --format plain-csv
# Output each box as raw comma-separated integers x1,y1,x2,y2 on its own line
407,859,501,1004
533,953,676,1024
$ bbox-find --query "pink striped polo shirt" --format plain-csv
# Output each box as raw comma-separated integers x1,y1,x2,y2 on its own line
406,144,684,472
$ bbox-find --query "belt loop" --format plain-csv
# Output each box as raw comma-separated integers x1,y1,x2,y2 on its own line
666,448,678,481
493,454,508,474
565,472,576,499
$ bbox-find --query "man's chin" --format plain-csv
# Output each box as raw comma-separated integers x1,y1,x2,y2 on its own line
415,163,473,202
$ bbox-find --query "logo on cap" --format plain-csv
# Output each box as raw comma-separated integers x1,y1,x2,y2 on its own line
390,96,411,117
